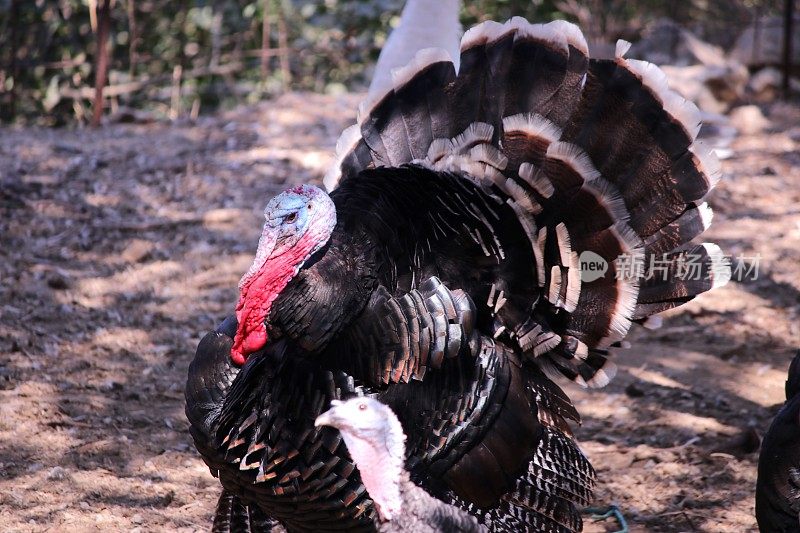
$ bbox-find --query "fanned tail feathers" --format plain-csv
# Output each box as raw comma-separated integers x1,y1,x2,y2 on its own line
326,19,728,393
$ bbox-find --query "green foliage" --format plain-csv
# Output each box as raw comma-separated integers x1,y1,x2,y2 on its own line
0,0,787,125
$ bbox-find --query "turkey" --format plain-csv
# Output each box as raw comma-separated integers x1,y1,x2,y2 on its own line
186,17,730,533
756,351,800,532
315,397,486,532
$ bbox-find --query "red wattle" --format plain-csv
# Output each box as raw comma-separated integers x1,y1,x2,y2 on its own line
231,232,320,365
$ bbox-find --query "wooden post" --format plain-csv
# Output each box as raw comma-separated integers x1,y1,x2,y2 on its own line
190,98,200,120
170,65,182,120
92,0,112,127
277,4,291,91
127,0,137,78
784,0,796,98
260,0,272,80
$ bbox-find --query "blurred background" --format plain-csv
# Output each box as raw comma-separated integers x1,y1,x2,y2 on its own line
1,1,799,532
0,0,797,126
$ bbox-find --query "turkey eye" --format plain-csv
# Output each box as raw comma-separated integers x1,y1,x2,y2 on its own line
358,403,367,411
284,212,298,223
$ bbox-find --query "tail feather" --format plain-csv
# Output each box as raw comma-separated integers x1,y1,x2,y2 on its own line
500,19,582,125
643,202,713,256
546,20,591,128
502,113,562,174
327,7,725,446
634,242,730,318
389,48,457,160
561,48,716,242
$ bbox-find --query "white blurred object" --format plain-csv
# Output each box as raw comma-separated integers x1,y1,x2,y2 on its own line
729,104,771,136
368,0,462,99
698,111,737,159
748,67,800,102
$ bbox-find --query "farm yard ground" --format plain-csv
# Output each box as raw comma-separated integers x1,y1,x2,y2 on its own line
1,92,799,532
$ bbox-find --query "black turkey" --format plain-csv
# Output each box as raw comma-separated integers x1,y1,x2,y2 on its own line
315,397,486,532
756,351,800,532
186,18,730,533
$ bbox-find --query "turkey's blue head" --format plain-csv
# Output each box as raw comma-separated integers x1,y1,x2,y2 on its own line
231,184,336,365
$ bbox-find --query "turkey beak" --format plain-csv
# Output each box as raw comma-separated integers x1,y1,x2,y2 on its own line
237,223,278,291
314,411,335,428
315,402,343,428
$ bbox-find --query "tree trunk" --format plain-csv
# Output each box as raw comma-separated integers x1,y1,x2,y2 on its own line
170,64,182,120
92,0,112,127
277,4,291,91
260,0,272,81
127,0,138,79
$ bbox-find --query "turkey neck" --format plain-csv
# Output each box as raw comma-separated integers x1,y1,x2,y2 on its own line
340,427,407,522
267,226,378,353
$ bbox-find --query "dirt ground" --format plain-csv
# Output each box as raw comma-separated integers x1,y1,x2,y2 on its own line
1,93,798,533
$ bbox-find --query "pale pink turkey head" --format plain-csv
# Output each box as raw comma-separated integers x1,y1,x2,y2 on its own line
231,184,336,365
315,397,407,521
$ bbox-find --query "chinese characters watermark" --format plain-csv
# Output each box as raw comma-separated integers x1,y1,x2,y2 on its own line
578,251,760,283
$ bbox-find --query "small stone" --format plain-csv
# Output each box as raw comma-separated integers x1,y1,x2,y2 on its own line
625,383,645,398
121,239,154,264
47,273,70,290
131,513,144,524
46,466,70,481
101,380,123,392
729,105,770,135
52,143,82,155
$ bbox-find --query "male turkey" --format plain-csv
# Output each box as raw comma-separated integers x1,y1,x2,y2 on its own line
315,397,486,532
186,17,729,533
756,351,800,532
